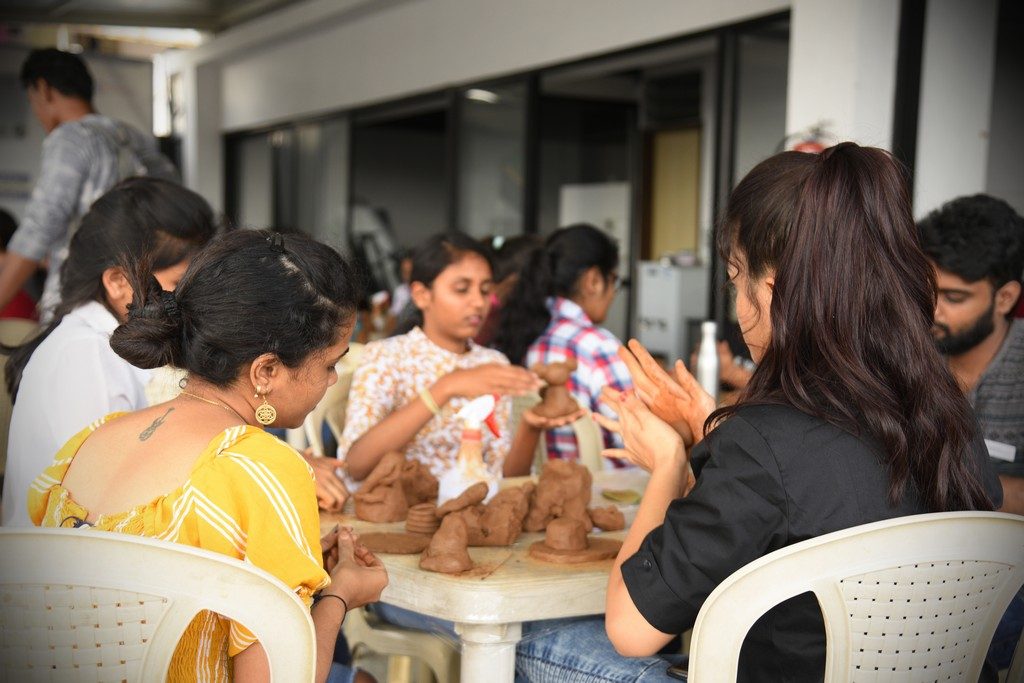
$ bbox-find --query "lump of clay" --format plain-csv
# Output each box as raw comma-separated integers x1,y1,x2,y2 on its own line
588,506,625,532
531,359,580,418
465,484,533,546
528,516,622,565
524,460,593,532
401,459,439,506
354,451,409,523
545,517,588,551
420,514,474,574
435,481,488,518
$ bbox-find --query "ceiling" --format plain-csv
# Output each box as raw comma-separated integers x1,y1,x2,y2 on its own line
0,0,306,32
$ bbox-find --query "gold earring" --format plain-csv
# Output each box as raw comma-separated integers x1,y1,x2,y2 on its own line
254,388,277,426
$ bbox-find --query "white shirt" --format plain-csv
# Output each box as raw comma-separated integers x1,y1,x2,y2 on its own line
1,301,153,526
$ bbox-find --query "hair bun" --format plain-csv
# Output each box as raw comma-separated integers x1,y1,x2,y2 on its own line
111,278,185,370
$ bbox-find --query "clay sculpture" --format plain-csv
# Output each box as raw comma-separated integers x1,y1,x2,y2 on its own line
354,451,409,523
524,459,593,532
406,502,441,535
419,513,474,574
401,459,439,506
468,484,532,546
588,505,625,531
528,516,622,564
435,481,489,518
531,359,580,418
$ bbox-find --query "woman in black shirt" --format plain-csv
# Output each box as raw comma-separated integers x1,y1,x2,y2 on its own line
515,143,1001,682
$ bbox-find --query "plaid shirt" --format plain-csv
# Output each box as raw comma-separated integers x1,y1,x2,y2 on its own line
525,297,633,464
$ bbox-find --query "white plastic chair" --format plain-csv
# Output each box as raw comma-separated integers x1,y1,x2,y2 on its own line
0,527,315,682
344,607,460,683
294,343,365,456
686,511,1024,682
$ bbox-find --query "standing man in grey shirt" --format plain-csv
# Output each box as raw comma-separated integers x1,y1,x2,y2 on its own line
0,48,177,319
918,194,1024,515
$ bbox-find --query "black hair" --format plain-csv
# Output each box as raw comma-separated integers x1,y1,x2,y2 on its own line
494,224,618,365
487,234,544,283
0,208,17,250
20,48,94,103
918,194,1024,298
4,177,217,399
393,232,493,335
110,230,362,386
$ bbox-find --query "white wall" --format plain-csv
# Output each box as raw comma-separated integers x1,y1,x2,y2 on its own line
166,0,787,200
913,0,999,217
786,0,899,148
0,47,154,220
985,5,1024,216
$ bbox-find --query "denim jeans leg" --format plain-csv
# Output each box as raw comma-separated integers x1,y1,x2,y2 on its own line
516,616,686,683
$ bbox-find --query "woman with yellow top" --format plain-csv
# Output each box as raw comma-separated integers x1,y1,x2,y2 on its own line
28,229,387,683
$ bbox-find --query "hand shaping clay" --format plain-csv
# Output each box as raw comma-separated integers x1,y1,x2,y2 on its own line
531,360,580,418
588,505,625,531
354,451,409,523
528,516,622,564
401,459,439,506
420,513,474,574
524,459,593,532
435,481,489,518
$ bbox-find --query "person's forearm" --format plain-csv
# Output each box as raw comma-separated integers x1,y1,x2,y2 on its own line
311,597,347,683
0,253,39,312
614,452,687,572
345,397,435,480
504,421,542,476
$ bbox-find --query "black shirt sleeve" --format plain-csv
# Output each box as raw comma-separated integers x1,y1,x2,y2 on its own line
620,415,789,635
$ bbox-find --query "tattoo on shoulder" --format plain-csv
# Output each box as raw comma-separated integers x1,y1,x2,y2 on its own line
138,408,175,442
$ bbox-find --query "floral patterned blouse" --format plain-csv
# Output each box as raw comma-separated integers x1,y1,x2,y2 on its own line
337,326,514,487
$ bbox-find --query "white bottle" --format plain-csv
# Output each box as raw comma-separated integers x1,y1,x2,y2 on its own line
696,320,719,402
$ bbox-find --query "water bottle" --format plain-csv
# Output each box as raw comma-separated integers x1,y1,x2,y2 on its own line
696,321,719,402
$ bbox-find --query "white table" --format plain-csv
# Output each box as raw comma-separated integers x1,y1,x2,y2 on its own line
321,469,647,681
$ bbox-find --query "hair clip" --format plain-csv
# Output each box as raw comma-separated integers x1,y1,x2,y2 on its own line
268,232,286,254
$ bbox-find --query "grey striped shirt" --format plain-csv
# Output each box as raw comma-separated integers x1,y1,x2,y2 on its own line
9,114,177,317
970,319,1024,475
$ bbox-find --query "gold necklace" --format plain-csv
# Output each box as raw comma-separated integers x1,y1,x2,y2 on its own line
180,390,250,425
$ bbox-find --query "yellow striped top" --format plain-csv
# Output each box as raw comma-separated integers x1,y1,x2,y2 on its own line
28,413,330,682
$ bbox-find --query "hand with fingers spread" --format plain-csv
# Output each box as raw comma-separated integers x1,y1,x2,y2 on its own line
594,388,686,474
302,449,350,513
433,363,542,403
618,339,716,447
325,528,388,609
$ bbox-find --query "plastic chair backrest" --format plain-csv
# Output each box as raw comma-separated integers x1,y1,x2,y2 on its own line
0,319,38,477
0,527,315,682
301,342,365,456
687,512,1024,682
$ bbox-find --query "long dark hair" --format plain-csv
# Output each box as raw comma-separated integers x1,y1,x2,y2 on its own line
713,142,992,512
494,224,618,365
110,230,361,385
4,177,217,399
392,232,493,336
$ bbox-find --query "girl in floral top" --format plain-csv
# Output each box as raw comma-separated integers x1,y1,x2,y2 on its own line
339,233,584,483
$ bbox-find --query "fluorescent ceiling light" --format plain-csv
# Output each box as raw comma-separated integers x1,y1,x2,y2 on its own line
465,88,500,104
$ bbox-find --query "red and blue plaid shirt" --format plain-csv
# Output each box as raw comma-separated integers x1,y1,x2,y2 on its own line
525,297,633,465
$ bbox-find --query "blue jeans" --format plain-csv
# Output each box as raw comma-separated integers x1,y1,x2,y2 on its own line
326,662,356,683
373,604,686,682
989,587,1024,670
517,616,687,682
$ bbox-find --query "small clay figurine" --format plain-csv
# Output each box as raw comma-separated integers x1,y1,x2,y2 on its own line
401,459,439,506
465,486,524,547
531,359,580,418
528,516,622,564
588,505,625,531
405,503,441,535
524,460,593,532
435,481,489,518
354,451,409,523
420,513,474,574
